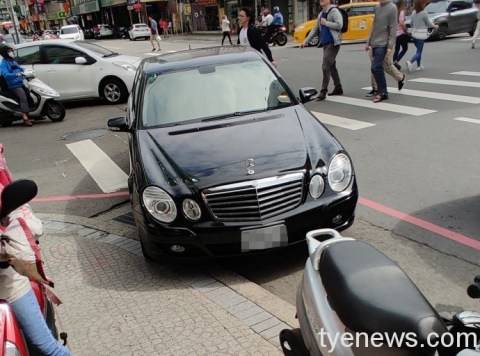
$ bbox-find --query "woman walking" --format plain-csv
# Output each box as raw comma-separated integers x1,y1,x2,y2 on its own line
406,0,438,72
221,15,232,45
0,45,33,126
393,0,409,68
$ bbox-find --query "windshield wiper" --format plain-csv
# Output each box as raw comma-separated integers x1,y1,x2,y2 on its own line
201,108,272,122
103,52,119,58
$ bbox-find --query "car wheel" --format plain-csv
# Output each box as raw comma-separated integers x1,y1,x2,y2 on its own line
275,33,288,46
129,35,133,41
308,33,319,47
43,100,66,122
437,25,448,40
100,78,128,104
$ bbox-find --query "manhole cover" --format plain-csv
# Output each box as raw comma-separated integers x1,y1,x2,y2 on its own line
61,128,109,141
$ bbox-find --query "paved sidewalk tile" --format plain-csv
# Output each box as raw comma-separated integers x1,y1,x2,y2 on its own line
42,221,283,355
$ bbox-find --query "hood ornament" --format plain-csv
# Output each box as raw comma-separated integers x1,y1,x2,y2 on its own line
246,158,255,175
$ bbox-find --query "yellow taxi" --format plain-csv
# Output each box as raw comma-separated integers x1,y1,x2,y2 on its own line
293,2,378,46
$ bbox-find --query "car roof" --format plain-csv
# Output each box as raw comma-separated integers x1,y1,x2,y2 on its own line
15,39,76,48
61,25,79,28
142,46,264,74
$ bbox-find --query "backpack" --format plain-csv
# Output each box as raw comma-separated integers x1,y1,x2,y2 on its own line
327,7,349,33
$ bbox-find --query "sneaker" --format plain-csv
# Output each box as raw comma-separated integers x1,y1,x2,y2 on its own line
365,89,377,98
373,94,389,103
152,48,156,52
416,65,425,71
398,74,406,91
406,61,414,72
317,90,327,101
328,87,343,96
472,42,475,49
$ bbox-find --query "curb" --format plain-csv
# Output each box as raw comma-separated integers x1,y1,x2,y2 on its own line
40,214,298,349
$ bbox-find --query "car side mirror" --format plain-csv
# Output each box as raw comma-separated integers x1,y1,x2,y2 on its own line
108,116,130,132
299,87,319,103
75,56,88,65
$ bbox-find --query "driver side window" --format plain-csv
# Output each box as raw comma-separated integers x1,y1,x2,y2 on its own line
42,45,89,65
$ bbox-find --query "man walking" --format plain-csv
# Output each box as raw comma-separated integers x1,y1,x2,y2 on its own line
366,0,399,103
148,16,161,52
302,0,344,101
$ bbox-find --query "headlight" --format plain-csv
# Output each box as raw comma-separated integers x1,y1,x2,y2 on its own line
328,153,352,192
309,174,325,199
142,186,177,223
182,199,202,221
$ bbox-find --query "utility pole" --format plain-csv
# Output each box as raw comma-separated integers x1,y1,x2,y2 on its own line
5,0,20,44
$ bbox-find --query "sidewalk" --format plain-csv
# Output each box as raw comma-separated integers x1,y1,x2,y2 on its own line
39,214,298,355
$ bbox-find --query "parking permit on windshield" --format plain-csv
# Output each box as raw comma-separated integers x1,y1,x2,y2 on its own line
241,224,288,252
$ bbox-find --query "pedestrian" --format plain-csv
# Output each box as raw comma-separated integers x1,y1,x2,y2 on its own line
302,0,344,101
148,16,161,52
393,0,409,67
161,19,169,38
406,0,438,72
0,45,33,127
366,0,399,103
261,8,273,27
272,6,284,26
471,0,480,49
221,15,233,45
237,8,276,65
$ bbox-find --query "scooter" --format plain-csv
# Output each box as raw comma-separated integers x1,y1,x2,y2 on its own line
279,229,480,356
0,146,66,356
0,71,65,127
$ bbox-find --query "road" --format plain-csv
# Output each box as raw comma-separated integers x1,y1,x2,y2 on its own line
1,35,478,310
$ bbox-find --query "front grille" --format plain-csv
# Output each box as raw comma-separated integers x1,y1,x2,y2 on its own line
203,172,305,222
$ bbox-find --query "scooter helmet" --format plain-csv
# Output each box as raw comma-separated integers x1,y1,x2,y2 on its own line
0,44,14,60
273,6,280,13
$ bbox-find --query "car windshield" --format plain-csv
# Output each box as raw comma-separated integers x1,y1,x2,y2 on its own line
74,41,118,57
61,27,78,34
425,1,448,13
142,58,294,127
135,25,148,29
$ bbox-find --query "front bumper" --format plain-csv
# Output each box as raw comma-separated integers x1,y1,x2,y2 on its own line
134,185,358,261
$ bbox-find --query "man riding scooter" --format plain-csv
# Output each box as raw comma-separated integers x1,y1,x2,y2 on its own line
0,44,33,127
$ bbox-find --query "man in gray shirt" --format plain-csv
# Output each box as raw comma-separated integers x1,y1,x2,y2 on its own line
366,0,398,102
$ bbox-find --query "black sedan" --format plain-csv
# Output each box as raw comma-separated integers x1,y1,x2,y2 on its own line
108,47,358,261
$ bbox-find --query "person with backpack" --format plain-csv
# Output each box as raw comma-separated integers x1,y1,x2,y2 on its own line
301,0,346,101
365,0,401,103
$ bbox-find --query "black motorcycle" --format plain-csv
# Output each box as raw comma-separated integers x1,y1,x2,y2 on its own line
258,25,288,46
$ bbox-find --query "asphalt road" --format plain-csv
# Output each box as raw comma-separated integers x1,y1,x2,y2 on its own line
1,36,478,308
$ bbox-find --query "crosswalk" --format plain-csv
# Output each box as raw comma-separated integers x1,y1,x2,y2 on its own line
313,71,480,130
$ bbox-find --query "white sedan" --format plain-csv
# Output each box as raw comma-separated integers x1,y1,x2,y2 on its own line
59,25,84,41
128,23,151,40
14,40,140,104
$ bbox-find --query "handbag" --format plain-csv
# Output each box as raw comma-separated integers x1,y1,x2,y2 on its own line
410,28,430,40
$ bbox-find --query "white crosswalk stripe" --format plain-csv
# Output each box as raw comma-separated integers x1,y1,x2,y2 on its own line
410,78,480,88
454,117,480,125
451,71,480,77
66,139,128,193
312,112,375,130
326,96,436,116
362,87,480,104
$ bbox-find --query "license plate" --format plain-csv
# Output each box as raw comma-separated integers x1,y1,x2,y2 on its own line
241,224,288,252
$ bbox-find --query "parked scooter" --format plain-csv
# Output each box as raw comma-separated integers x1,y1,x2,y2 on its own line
280,229,480,356
0,71,65,127
0,145,67,355
258,25,288,46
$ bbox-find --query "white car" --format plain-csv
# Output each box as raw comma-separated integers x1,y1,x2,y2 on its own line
59,25,84,40
14,40,140,104
95,24,113,39
128,23,151,40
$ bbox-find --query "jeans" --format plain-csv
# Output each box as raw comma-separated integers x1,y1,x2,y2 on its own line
221,31,232,45
371,46,388,95
11,289,71,356
394,33,409,62
410,38,425,66
322,44,342,91
369,49,404,92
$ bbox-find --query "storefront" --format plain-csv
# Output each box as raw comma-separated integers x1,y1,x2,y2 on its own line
72,0,101,28
101,0,130,26
190,0,219,31
46,1,68,28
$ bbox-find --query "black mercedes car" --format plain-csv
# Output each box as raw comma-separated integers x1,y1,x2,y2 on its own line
108,46,358,261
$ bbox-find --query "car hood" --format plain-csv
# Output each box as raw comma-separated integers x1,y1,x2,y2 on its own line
138,106,341,190
102,54,140,66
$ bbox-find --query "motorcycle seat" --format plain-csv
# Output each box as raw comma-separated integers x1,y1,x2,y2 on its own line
319,240,447,343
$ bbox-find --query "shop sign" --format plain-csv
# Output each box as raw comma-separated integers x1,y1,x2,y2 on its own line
195,0,217,6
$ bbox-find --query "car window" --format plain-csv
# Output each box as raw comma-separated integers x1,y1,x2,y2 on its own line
43,45,86,65
61,27,79,34
348,6,376,16
15,46,41,65
142,58,294,127
448,1,471,11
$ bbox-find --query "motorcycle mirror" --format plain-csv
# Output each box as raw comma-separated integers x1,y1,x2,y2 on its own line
0,180,38,220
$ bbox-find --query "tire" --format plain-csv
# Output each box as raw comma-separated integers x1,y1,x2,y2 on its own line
100,78,128,104
46,300,59,339
437,25,448,40
43,100,65,122
129,35,133,41
307,32,319,47
275,32,288,46
279,328,311,356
